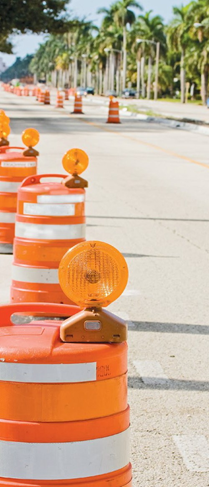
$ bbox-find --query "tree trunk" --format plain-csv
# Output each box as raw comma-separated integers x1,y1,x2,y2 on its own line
141,56,145,98
137,60,141,98
147,56,152,100
110,52,115,91
99,68,103,95
180,48,185,104
201,70,207,105
74,57,77,88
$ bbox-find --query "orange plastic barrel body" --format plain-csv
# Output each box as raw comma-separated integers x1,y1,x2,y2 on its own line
107,100,121,123
0,147,38,252
38,90,45,103
73,94,83,114
65,88,69,100
23,87,29,96
11,174,86,303
0,302,132,486
44,90,50,104
56,91,64,108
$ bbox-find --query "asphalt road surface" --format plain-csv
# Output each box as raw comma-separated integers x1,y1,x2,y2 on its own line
1,89,209,486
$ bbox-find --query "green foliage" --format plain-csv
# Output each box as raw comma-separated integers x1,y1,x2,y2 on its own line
0,55,33,81
24,0,209,100
0,0,71,53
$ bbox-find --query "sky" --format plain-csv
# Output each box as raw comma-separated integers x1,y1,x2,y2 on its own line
1,0,189,67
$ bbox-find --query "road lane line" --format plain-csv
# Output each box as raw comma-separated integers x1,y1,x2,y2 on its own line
122,290,141,297
133,360,170,386
173,435,209,472
79,118,209,170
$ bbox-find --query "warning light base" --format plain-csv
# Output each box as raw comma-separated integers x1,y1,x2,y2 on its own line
0,137,9,147
23,147,39,157
63,174,88,189
60,308,127,343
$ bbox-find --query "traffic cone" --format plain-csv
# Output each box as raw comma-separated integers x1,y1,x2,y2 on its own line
72,94,83,114
56,91,64,108
106,99,121,123
38,90,45,103
64,89,69,100
23,87,29,96
44,89,50,105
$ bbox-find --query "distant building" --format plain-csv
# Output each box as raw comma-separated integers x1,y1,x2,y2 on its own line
0,58,7,74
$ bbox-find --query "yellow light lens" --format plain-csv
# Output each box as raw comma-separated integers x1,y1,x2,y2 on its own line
0,122,10,138
0,111,10,124
22,128,40,147
59,241,128,308
62,148,89,175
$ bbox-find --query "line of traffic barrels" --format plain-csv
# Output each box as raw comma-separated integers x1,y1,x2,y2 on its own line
0,115,131,486
0,128,39,254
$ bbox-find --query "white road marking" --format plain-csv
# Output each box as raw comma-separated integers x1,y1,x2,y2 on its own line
133,360,170,386
115,311,136,329
122,289,141,297
173,435,209,472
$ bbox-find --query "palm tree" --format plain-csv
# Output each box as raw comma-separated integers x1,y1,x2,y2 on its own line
131,11,166,99
190,0,209,104
113,0,143,89
98,0,142,90
167,4,193,103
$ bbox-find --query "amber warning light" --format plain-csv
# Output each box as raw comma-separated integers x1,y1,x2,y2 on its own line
62,148,89,188
22,128,40,157
59,241,129,343
0,111,10,146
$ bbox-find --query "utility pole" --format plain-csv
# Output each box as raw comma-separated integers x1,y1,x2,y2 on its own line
123,26,127,90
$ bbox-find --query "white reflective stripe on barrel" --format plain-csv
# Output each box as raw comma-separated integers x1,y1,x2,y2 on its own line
0,181,20,192
15,222,85,240
0,429,130,480
23,202,75,216
12,265,59,284
1,161,36,167
37,194,85,203
0,212,15,223
0,362,96,383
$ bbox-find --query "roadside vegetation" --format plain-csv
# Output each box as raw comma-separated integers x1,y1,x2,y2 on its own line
1,0,209,103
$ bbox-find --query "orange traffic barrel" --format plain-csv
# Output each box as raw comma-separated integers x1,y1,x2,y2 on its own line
107,99,121,123
23,86,29,96
72,94,83,114
44,89,50,104
11,147,89,303
56,90,64,108
0,241,132,486
64,88,69,100
0,129,39,253
38,89,45,103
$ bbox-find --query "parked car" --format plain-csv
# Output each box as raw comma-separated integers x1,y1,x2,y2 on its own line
105,90,117,97
86,87,94,95
122,89,136,98
76,87,87,96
